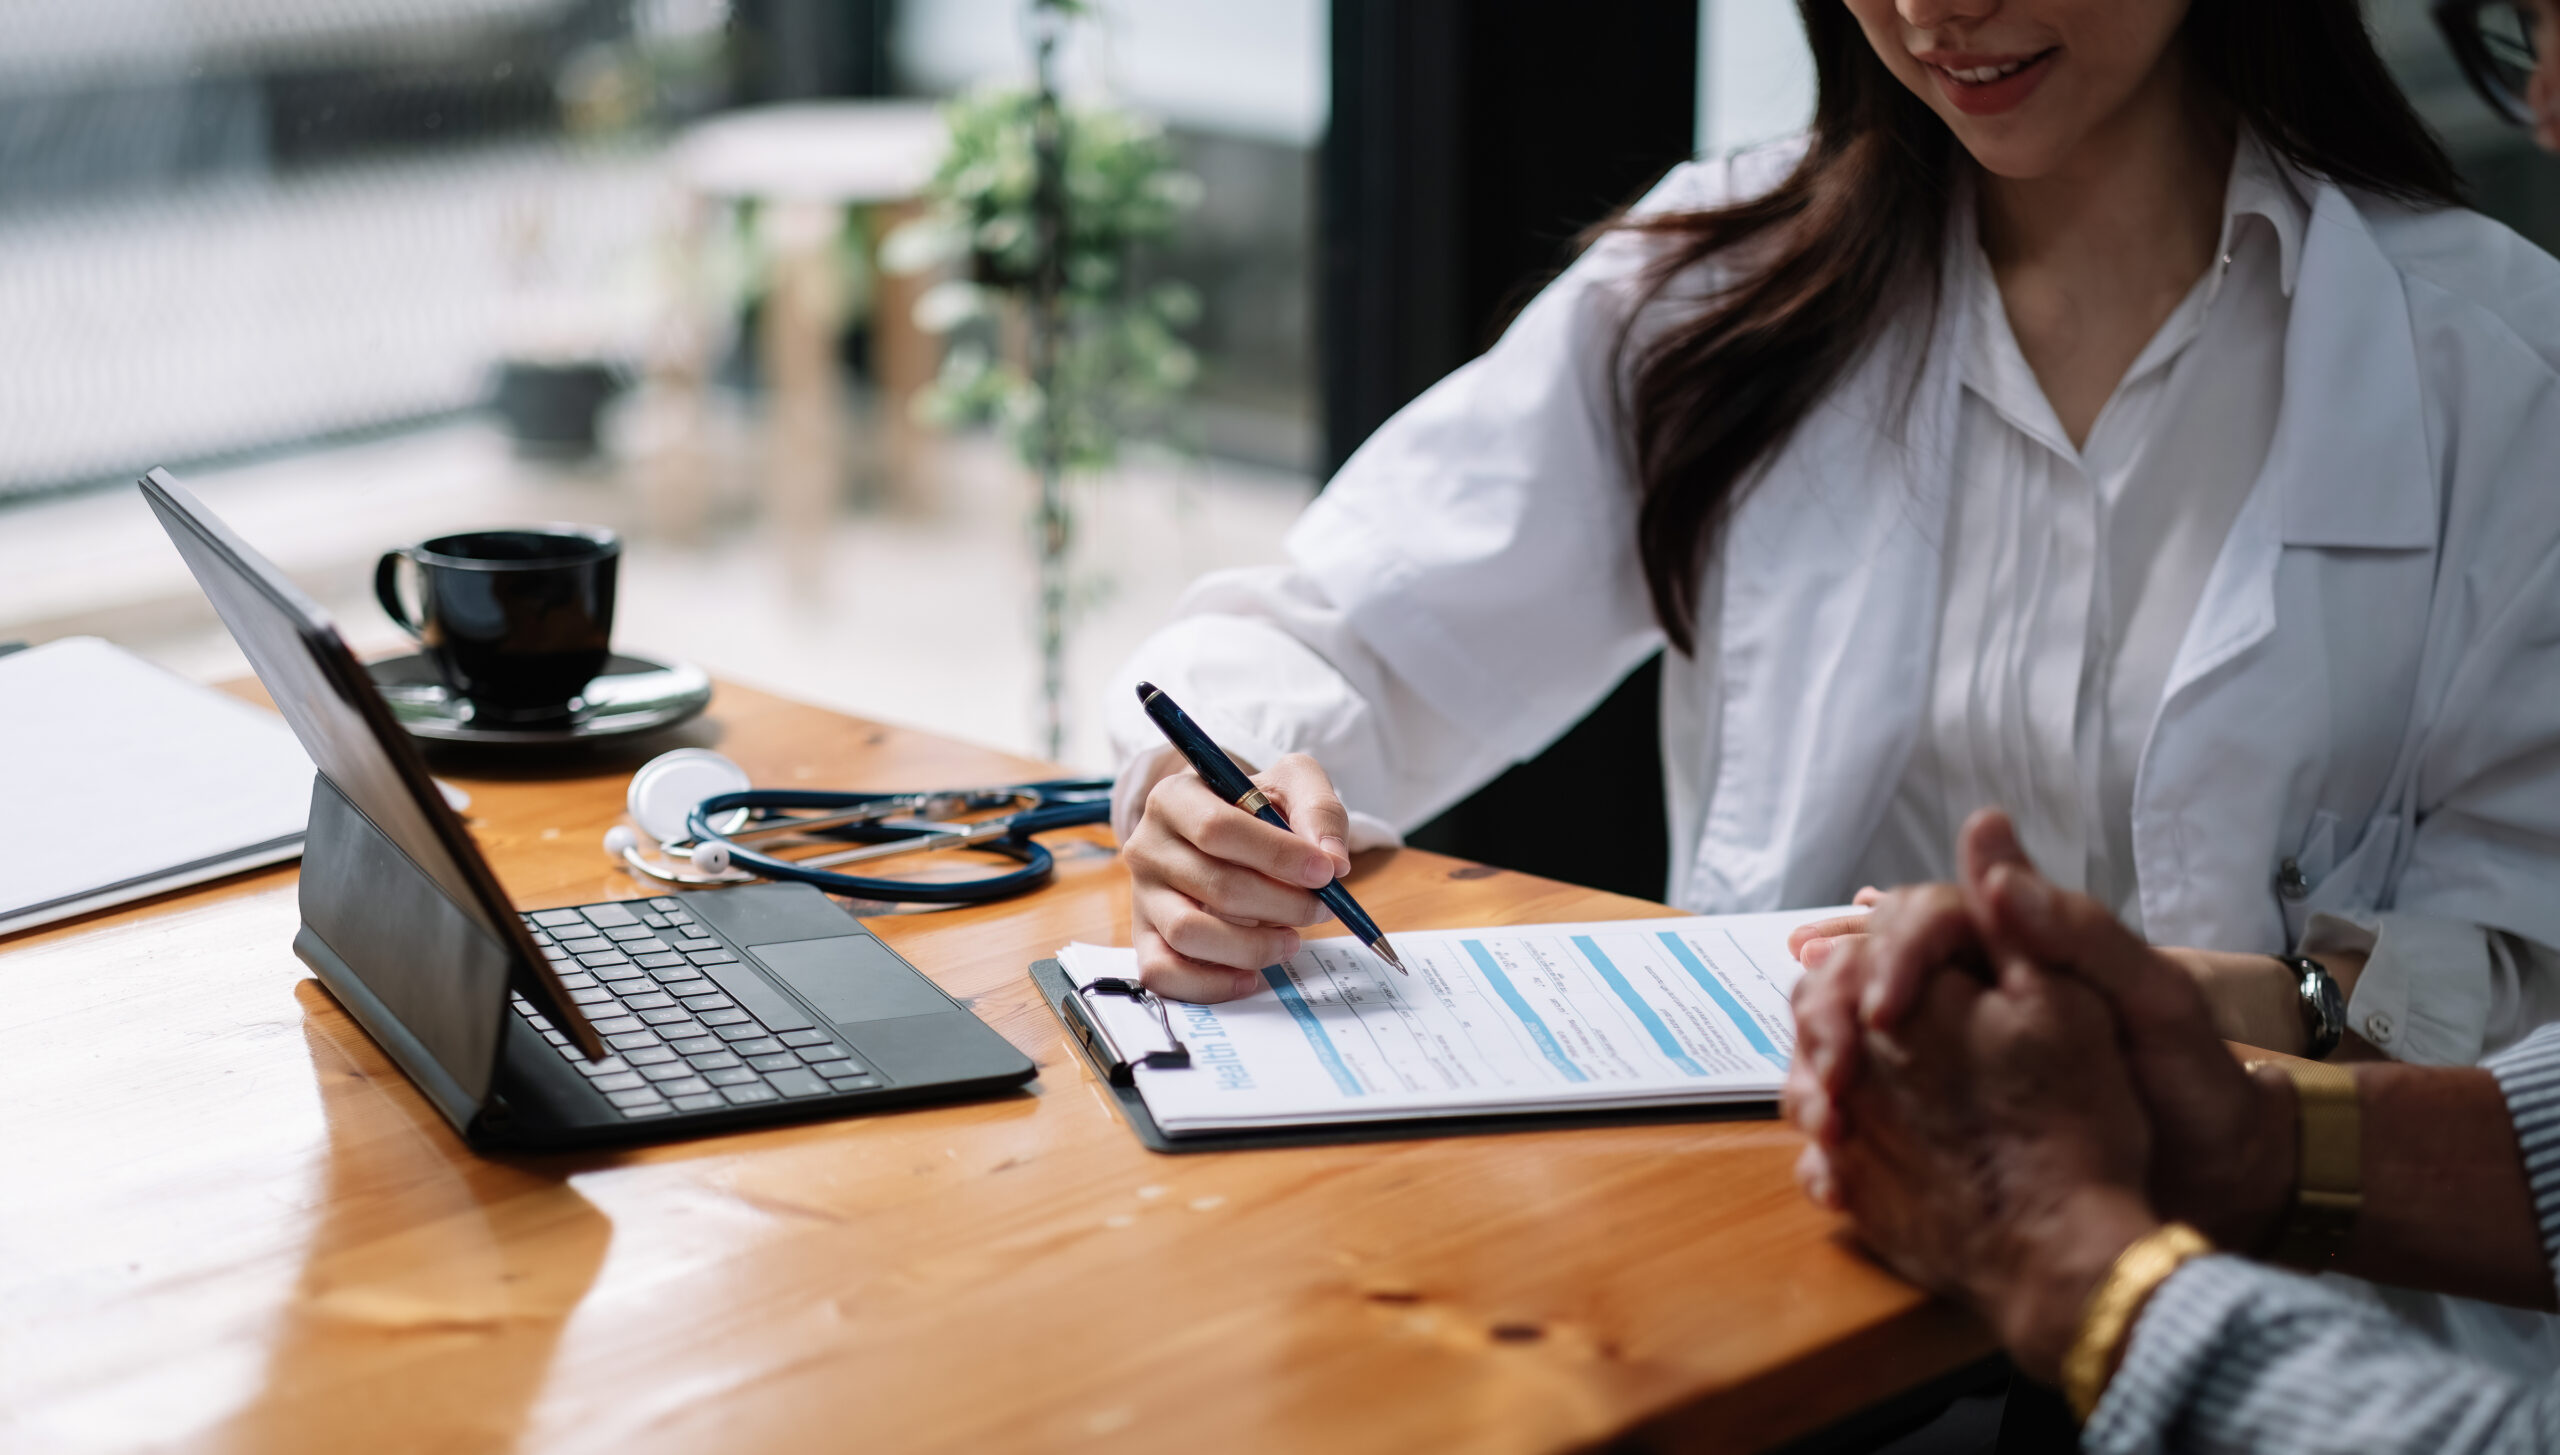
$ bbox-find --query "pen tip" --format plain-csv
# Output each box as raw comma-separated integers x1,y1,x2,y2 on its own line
1376,938,1407,974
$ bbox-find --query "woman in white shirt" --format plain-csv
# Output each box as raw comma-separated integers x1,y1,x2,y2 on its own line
1103,0,2560,1081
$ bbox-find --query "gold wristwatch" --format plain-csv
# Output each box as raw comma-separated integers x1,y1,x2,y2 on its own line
2247,1057,2363,1269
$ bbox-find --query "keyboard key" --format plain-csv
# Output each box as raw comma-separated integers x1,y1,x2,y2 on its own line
648,897,683,912
567,986,617,1004
670,1092,726,1112
669,1035,725,1055
580,903,640,929
638,1060,700,1082
641,912,669,928
542,948,574,963
532,908,587,928
764,1067,832,1098
577,952,635,971
598,970,651,988
556,972,599,990
541,1030,570,1047
777,1028,833,1047
690,1051,746,1071
747,1052,802,1072
623,1045,679,1065
684,949,739,966
556,935,611,955
680,994,737,1013
635,952,688,969
593,1072,646,1092
530,931,554,946
605,1087,665,1109
658,977,713,997
697,1007,752,1027
575,1056,631,1077
554,1042,588,1060
603,924,655,942
623,937,673,954
732,1037,787,1057
721,1082,781,1105
703,1065,762,1086
526,1014,555,1031
712,1022,767,1041
590,1015,645,1035
797,1045,853,1065
638,1008,697,1027
606,1031,663,1051
826,1074,877,1092
620,992,677,1011
660,912,697,928
622,1102,675,1118
656,1076,713,1097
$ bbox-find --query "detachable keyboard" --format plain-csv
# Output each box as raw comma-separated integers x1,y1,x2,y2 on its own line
511,895,879,1120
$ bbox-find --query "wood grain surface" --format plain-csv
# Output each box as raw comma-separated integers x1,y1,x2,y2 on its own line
0,680,1989,1454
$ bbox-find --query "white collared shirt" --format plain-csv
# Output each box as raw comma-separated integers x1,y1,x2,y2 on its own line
1855,132,2306,930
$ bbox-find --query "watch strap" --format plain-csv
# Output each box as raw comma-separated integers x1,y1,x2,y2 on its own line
2248,1058,2363,1269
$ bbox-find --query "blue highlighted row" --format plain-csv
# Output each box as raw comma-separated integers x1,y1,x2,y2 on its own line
1262,965,1364,1096
1655,932,1788,1069
1571,936,1708,1077
1462,940,1589,1083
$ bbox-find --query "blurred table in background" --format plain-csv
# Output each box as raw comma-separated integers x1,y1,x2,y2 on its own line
0,680,1991,1453
660,101,948,582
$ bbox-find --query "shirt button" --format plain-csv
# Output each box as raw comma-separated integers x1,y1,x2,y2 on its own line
2365,1011,2395,1045
2277,857,2310,900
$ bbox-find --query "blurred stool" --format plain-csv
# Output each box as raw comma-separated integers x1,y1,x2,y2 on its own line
665,101,946,591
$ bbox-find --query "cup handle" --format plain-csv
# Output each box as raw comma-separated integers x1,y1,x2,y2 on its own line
374,551,423,638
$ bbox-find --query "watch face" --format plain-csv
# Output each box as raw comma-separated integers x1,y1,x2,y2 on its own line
2300,960,2346,1043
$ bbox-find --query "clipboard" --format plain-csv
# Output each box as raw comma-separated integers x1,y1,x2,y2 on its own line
1031,959,1772,1155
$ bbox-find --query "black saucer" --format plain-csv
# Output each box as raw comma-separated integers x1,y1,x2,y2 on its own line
368,652,712,745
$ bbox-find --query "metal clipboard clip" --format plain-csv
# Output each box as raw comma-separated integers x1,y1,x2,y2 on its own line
1057,974,1191,1085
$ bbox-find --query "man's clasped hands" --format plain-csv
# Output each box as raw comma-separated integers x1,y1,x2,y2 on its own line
1779,809,2306,1385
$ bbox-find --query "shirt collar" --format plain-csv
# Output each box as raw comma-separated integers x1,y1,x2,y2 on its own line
2218,125,2308,300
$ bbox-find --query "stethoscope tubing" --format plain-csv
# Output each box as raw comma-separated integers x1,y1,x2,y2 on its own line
666,780,1113,905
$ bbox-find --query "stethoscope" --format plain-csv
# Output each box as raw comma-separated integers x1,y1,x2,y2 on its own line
603,748,1113,905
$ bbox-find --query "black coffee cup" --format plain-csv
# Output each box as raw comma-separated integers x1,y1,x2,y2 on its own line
375,525,620,722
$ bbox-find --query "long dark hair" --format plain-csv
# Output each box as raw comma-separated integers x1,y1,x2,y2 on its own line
1621,1,2464,654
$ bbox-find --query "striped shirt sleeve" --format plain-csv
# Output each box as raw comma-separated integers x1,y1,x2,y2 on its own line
2485,1022,2560,1298
2081,1023,2560,1454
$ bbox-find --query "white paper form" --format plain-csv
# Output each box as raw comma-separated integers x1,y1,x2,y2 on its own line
1058,908,1843,1135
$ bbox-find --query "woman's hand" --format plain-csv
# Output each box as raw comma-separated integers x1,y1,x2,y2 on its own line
1123,752,1353,1003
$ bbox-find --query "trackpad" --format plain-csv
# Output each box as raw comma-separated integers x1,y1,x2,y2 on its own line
749,936,954,1025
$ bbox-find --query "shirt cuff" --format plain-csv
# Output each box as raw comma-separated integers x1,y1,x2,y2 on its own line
2319,911,2495,1066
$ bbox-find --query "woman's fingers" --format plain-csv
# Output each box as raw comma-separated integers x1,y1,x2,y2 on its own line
1148,769,1338,890
1789,914,1871,962
1261,754,1354,879
1135,880,1301,969
1145,831,1328,927
1133,920,1269,1003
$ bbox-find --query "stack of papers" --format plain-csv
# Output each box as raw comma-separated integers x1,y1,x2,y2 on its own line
1058,910,1826,1136
0,637,312,936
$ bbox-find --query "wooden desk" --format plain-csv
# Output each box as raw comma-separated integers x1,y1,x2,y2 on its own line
0,682,1988,1453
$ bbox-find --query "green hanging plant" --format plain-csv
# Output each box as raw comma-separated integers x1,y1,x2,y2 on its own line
884,87,1203,473
883,0,1201,761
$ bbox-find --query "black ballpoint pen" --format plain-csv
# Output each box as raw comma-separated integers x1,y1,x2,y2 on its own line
1135,681,1406,974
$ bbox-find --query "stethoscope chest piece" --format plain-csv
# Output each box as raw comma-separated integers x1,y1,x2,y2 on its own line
627,748,754,843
